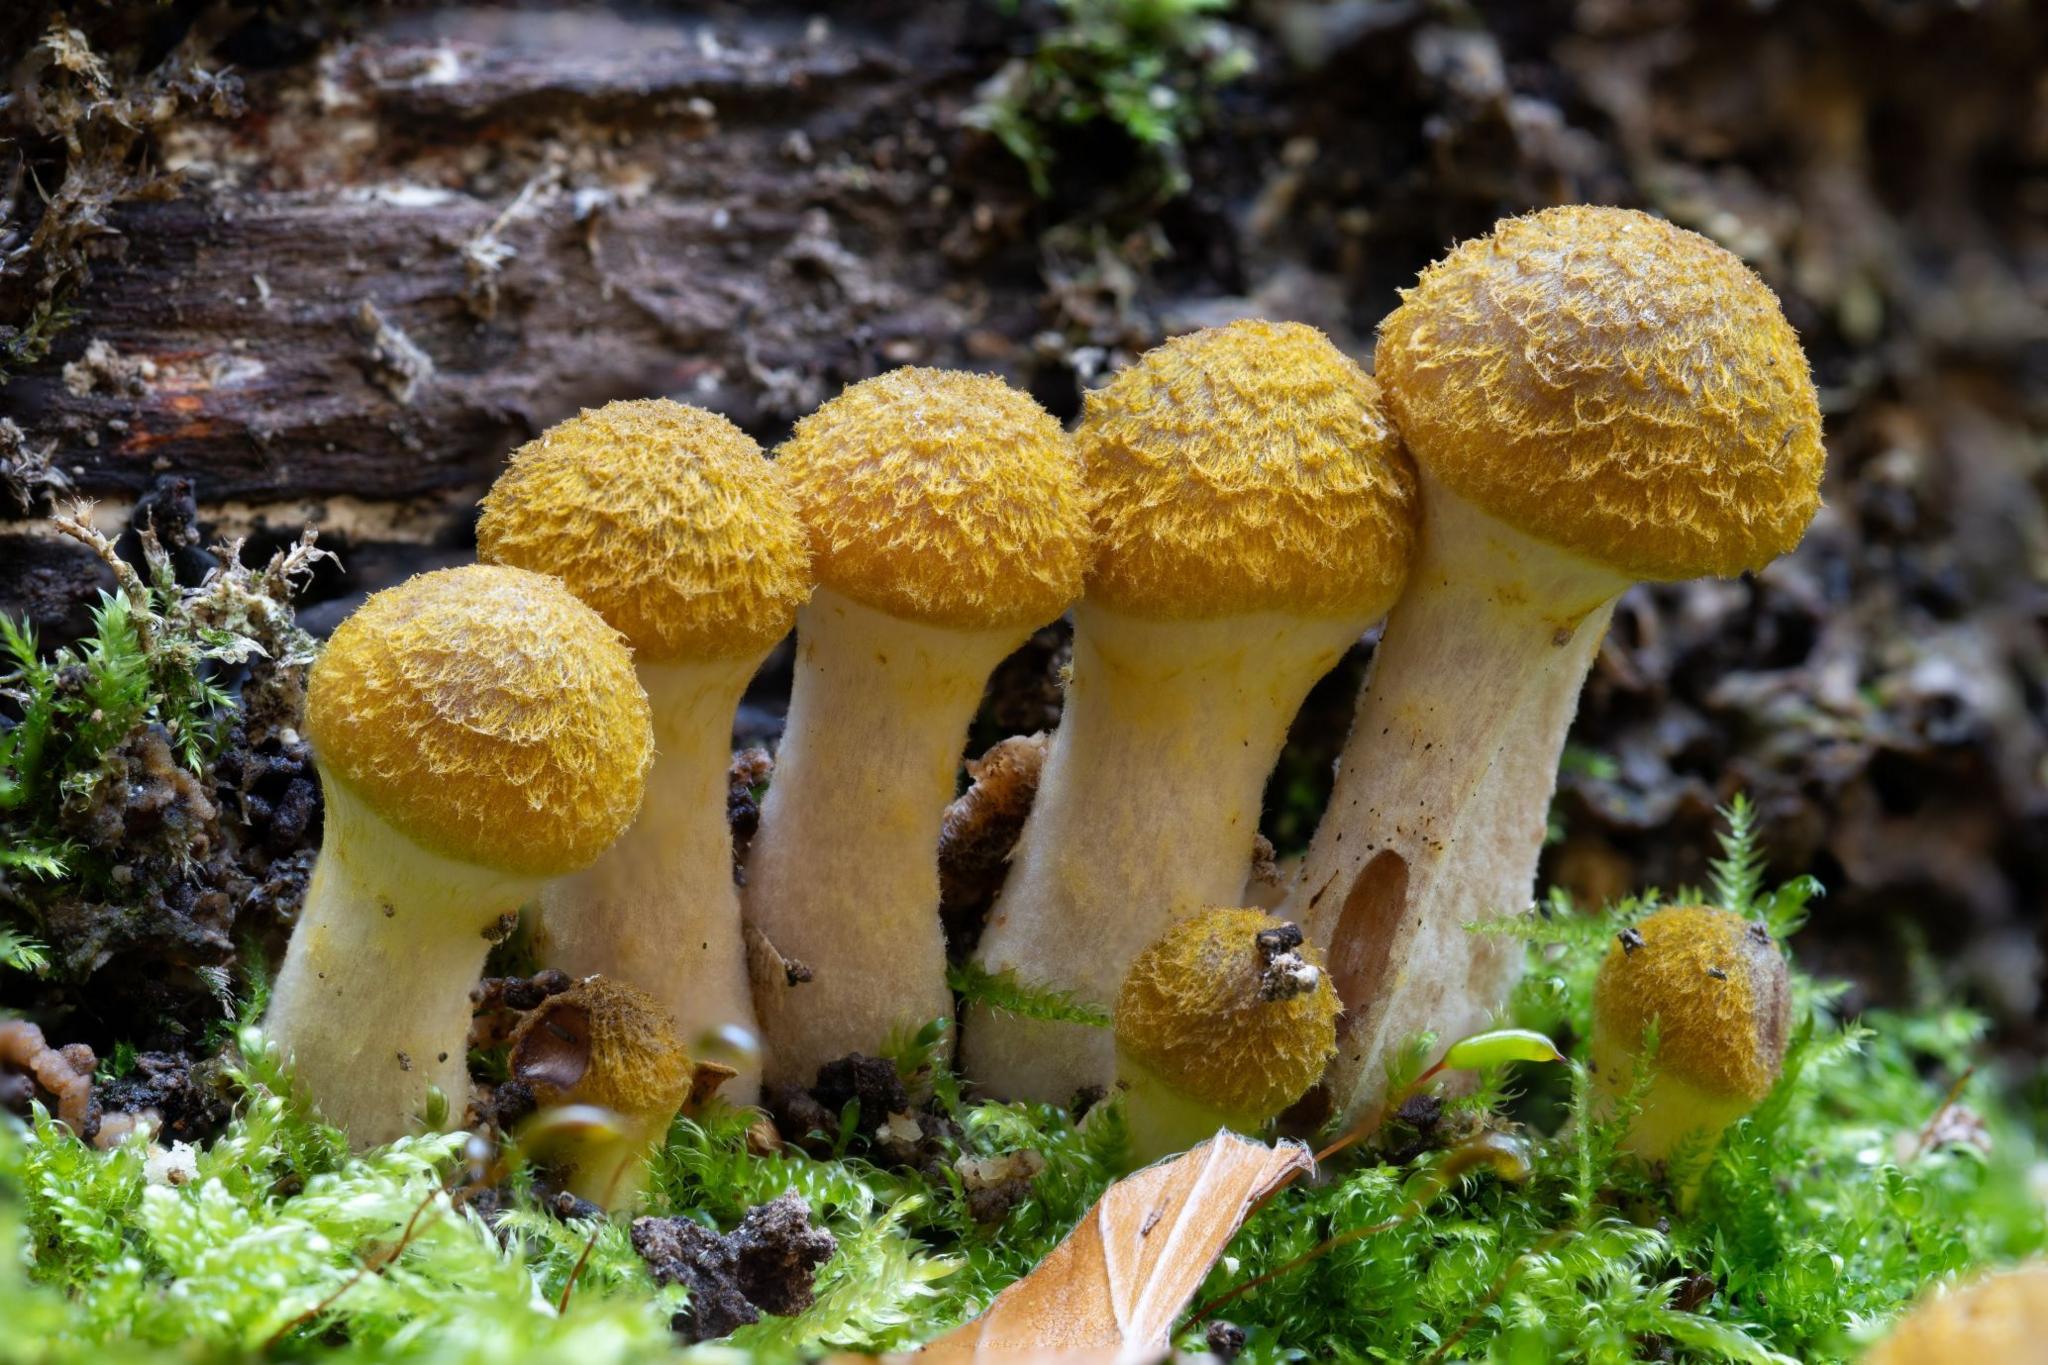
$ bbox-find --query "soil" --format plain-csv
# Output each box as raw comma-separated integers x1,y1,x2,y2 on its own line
630,1192,837,1343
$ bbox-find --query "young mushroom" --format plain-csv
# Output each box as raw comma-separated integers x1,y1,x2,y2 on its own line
477,399,811,1103
508,976,694,1210
743,368,1091,1086
268,566,652,1147
1285,206,1825,1126
1112,906,1338,1165
1591,906,1790,1181
1867,1262,2048,1365
965,320,1416,1102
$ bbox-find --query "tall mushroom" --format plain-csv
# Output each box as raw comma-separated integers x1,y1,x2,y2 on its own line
744,368,1091,1086
1284,206,1825,1125
477,399,811,1102
963,320,1416,1102
268,565,653,1146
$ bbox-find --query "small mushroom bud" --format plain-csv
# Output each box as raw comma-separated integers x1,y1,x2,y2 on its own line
1290,206,1826,1128
966,320,1417,1103
1113,907,1339,1165
1591,906,1790,1172
479,399,812,1104
1867,1261,2048,1364
267,565,654,1147
509,977,694,1210
744,369,1091,1085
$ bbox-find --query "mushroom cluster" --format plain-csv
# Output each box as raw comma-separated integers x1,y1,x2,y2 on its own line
265,201,1823,1191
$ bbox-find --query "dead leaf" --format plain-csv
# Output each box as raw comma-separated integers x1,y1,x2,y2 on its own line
913,1131,1312,1363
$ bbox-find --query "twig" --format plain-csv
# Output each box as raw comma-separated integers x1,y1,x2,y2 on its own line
555,1155,632,1315
1909,1065,1977,1161
262,1179,448,1353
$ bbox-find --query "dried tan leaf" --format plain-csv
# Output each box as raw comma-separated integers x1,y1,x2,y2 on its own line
914,1131,1312,1363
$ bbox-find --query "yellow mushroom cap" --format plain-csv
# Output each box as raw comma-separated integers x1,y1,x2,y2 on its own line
509,978,694,1120
306,565,653,879
477,399,812,664
1081,319,1418,621
1376,206,1824,582
1115,907,1339,1120
1867,1262,2048,1365
774,368,1090,630
1592,906,1790,1104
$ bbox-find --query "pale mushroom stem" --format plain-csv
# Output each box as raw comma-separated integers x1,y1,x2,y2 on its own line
1286,470,1628,1126
561,1112,672,1210
745,587,1023,1086
267,780,532,1147
964,603,1366,1102
1112,1055,1239,1168
535,659,763,1102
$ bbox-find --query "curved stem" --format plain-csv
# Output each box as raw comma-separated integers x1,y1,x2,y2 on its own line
1286,473,1626,1128
267,779,532,1146
744,588,1024,1086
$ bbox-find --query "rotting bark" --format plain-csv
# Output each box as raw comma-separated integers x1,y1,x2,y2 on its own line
2,2,1040,628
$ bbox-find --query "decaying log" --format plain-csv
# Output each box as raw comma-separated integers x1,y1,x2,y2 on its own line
1,3,1038,625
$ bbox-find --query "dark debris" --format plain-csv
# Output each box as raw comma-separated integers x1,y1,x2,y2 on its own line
631,1193,836,1345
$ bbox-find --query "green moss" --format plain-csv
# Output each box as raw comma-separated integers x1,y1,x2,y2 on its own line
947,960,1113,1028
966,0,1254,203
0,513,327,980
4,806,2042,1361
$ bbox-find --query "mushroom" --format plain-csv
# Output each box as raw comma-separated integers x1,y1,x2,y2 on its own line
508,976,694,1209
477,398,811,1103
266,564,653,1146
964,319,1416,1101
1591,906,1789,1179
1111,907,1338,1165
1285,206,1825,1125
743,368,1091,1085
1868,1262,2048,1364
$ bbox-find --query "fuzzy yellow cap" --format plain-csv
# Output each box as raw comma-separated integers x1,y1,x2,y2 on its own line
306,565,654,879
1115,907,1339,1120
774,368,1090,631
1377,206,1824,582
509,977,694,1120
1592,906,1790,1105
476,399,812,664
1081,320,1417,620
1867,1262,2048,1365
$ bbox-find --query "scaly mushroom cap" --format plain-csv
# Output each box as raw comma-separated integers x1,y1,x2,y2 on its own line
306,565,653,878
1868,1262,2048,1365
1081,319,1417,620
477,398,812,664
1376,205,1824,581
509,977,694,1120
1592,906,1790,1104
1115,907,1339,1120
774,368,1090,631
